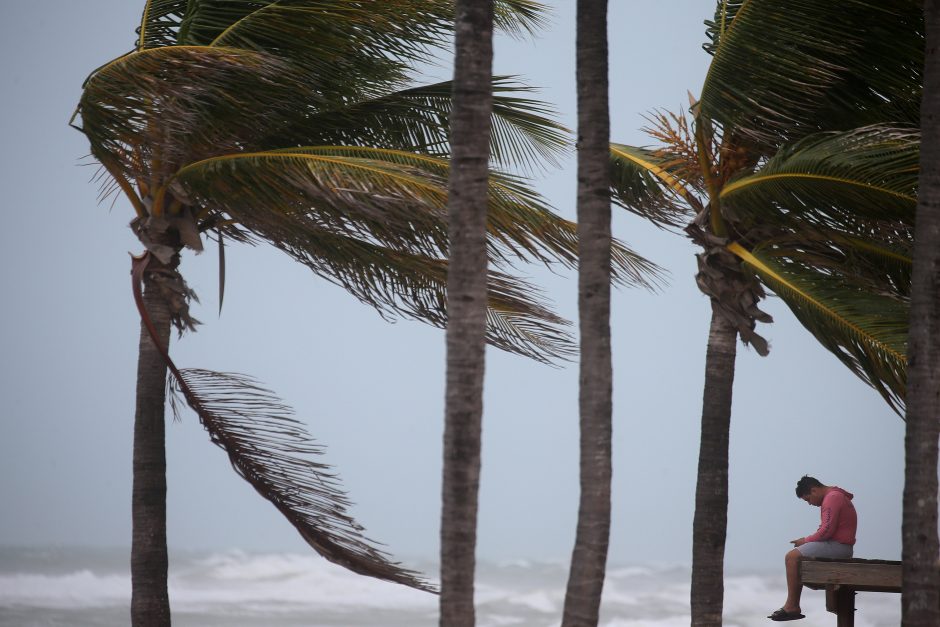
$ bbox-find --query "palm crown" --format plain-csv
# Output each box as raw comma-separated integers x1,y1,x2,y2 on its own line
75,0,658,362
74,0,662,594
610,0,923,412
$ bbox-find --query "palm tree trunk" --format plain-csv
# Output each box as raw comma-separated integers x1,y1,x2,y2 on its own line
690,305,737,627
131,264,173,627
439,1,493,625
562,2,612,625
901,2,940,625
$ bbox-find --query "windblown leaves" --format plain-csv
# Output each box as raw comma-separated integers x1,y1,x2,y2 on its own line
78,46,311,185
731,244,908,413
163,147,662,361
128,252,432,590
699,0,924,153
138,0,547,51
171,147,660,288
609,143,701,228
76,0,666,369
612,1,924,411
721,126,919,233
79,51,568,184
170,368,437,591
268,78,569,172
137,0,189,48
702,0,745,56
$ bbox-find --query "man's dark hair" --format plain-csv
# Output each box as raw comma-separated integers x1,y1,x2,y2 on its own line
796,475,824,498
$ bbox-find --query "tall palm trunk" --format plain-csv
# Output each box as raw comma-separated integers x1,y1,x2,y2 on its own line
690,305,737,627
562,1,612,625
902,2,940,625
439,1,493,625
131,261,174,627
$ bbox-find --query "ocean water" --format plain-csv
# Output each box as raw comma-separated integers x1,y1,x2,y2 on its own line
0,547,901,626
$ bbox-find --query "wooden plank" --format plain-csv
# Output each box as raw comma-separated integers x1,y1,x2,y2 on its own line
801,559,901,593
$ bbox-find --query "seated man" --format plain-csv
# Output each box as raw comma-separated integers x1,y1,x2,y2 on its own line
769,475,858,622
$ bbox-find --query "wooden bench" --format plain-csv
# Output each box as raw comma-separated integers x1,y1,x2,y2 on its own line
800,557,901,627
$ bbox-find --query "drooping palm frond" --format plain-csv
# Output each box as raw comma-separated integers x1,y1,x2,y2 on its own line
274,78,569,172
609,143,701,228
730,242,908,413
129,253,433,591
720,125,919,232
174,368,438,590
699,0,924,153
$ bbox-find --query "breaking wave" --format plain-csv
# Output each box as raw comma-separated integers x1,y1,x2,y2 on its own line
0,547,900,626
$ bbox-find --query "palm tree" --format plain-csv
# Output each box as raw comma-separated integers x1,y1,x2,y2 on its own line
561,1,613,626
609,2,923,624
902,2,940,624
440,0,494,625
73,2,662,624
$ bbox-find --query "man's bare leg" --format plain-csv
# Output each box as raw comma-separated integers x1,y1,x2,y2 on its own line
783,548,803,612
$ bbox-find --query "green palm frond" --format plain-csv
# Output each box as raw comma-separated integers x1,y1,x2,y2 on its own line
699,0,923,152
494,0,548,35
171,147,661,287
77,46,312,182
174,149,452,257
137,0,188,49
275,78,569,172
721,126,919,231
139,1,546,51
702,0,745,56
204,2,457,98
730,242,907,413
147,0,449,55
190,0,446,51
169,368,435,591
609,143,701,228
758,231,913,303
232,222,576,362
164,148,587,359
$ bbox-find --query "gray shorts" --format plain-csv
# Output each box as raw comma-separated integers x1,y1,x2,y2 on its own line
797,540,854,559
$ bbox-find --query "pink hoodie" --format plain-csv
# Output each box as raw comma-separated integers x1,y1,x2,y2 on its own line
803,487,857,545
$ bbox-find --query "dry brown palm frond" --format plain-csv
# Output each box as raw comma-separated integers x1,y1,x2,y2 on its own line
642,109,705,195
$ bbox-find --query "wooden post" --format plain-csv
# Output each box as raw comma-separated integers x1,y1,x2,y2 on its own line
824,585,855,624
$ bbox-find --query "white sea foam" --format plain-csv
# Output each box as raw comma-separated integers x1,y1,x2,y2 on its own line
170,550,435,613
0,548,902,627
0,570,128,609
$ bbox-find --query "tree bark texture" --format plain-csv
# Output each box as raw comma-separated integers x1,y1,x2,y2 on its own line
690,306,738,627
562,2,612,625
902,2,940,625
131,262,173,627
439,1,493,625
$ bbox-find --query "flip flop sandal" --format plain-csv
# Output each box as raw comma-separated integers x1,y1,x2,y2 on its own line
768,608,805,621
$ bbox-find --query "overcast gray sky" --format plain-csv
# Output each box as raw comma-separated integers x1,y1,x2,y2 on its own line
0,1,904,573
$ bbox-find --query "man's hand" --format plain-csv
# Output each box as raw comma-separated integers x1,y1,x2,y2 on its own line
790,537,805,547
